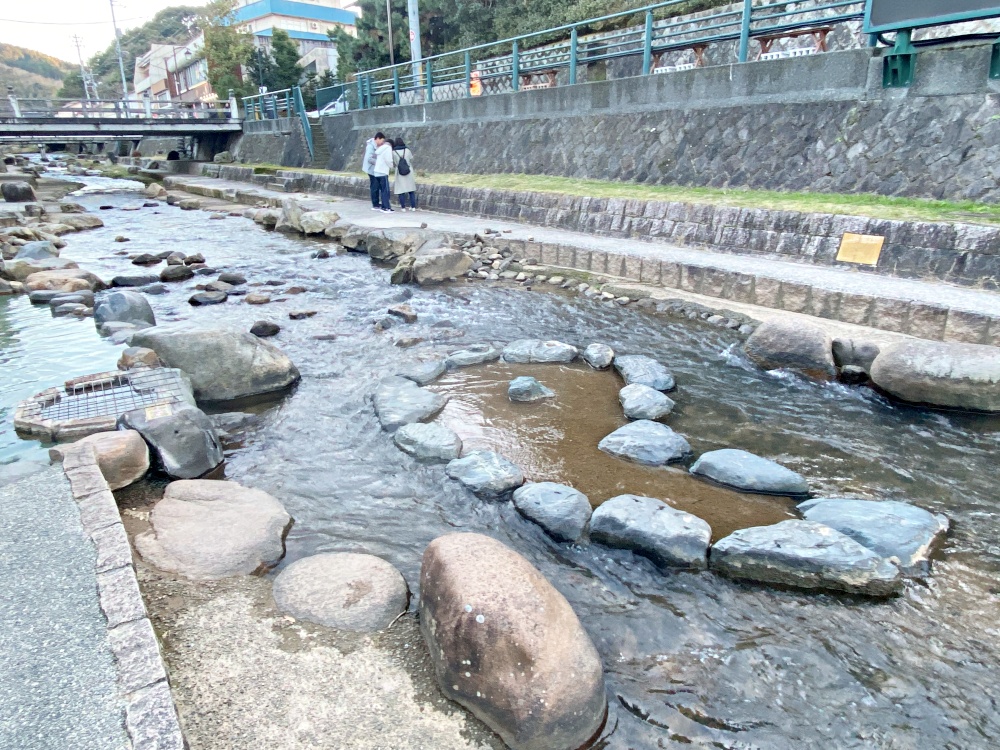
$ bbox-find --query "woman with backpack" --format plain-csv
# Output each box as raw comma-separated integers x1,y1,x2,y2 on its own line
392,138,417,211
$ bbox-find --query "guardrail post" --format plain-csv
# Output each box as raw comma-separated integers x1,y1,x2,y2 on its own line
393,68,400,105
356,77,364,110
7,87,21,118
143,92,152,118
738,0,752,63
464,51,472,97
569,28,578,85
228,89,240,121
425,60,433,102
512,40,520,91
642,10,654,75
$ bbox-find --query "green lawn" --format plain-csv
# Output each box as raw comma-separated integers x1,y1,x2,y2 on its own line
249,164,1000,225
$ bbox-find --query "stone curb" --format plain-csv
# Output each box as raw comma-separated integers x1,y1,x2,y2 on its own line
57,443,186,750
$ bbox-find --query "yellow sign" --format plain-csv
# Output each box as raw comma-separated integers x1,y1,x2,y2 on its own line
836,233,884,265
144,403,175,420
470,71,483,97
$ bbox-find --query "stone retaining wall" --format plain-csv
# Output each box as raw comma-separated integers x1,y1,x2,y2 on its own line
231,118,310,168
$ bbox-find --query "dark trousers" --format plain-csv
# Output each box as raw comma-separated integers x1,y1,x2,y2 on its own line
398,191,417,209
376,175,391,209
368,174,380,207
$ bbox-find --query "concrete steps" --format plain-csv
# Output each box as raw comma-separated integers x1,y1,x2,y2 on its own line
309,121,330,168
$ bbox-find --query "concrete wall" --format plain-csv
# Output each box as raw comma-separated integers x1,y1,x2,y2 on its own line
323,43,1000,202
230,117,311,168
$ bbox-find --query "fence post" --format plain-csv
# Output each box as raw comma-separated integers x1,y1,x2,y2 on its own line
143,91,152,118
393,68,400,105
512,40,520,91
7,86,20,118
642,10,654,75
425,60,433,102
738,0,753,63
356,77,364,110
464,51,472,97
228,89,240,121
569,28,578,85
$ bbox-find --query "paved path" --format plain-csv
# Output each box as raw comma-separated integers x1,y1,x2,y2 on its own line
178,175,1000,318
0,466,128,750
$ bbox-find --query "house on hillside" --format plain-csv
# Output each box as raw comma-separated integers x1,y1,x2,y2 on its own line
133,35,214,103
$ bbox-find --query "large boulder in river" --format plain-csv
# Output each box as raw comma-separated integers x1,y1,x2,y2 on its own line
743,318,836,381
366,228,445,262
590,494,710,569
598,420,691,466
511,482,592,542
419,533,607,750
135,479,291,580
503,339,578,364
272,552,408,631
445,451,524,498
129,325,301,402
94,290,156,328
1,181,37,202
582,343,615,370
274,198,304,233
23,268,105,293
393,422,462,461
710,520,903,596
119,403,223,479
58,214,103,231
618,383,674,420
411,247,472,285
613,354,675,391
690,448,809,496
14,240,58,260
1,256,78,281
868,340,1000,412
799,497,949,575
298,210,340,235
50,430,149,490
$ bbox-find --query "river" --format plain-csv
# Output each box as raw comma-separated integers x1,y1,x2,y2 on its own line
3,172,999,748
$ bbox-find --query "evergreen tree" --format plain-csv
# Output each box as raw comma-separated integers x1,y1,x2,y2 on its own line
269,29,304,90
200,0,254,98
56,70,87,99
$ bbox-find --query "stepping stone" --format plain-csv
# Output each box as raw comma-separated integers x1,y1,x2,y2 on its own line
590,494,710,569
272,552,408,632
502,339,578,364
445,345,501,368
710,520,903,597
613,354,675,391
446,450,524,498
398,359,446,386
690,448,809,496
373,376,448,431
799,498,949,575
619,383,674,420
393,422,462,461
598,420,691,466
582,343,615,369
512,482,592,542
508,376,555,403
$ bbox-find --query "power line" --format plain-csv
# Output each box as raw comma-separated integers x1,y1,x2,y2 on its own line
0,16,146,26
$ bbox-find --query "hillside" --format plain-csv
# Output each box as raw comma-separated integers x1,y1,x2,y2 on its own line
0,43,75,99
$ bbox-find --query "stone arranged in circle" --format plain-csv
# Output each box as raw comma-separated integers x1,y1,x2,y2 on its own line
272,552,408,632
613,354,676,391
710,520,903,597
393,422,462,461
445,345,501,369
508,376,555,403
373,376,448,431
502,339,578,364
690,448,809,496
590,494,711,569
799,497,949,575
445,450,524,498
598,420,691,466
618,383,675,420
397,359,446,386
582,343,615,370
511,482,592,542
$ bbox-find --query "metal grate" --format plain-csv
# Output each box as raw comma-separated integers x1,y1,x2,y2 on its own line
21,369,189,423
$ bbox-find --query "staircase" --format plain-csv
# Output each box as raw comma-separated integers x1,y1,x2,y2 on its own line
309,119,330,168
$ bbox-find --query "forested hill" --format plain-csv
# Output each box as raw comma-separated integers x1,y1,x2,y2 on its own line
0,43,75,98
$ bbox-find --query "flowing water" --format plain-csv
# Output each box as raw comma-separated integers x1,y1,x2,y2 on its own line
3,173,1000,749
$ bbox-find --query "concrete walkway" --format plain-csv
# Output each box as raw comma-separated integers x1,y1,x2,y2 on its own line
0,466,128,750
170,175,1000,343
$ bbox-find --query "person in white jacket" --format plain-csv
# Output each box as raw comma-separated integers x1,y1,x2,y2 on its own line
361,135,380,209
371,132,394,212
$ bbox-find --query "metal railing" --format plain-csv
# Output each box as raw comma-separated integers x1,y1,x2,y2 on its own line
352,0,866,109
5,93,237,121
242,86,314,161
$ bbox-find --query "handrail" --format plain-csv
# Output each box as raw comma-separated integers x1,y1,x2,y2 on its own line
352,0,866,110
291,85,314,162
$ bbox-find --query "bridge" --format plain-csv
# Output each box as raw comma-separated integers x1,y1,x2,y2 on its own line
0,88,243,142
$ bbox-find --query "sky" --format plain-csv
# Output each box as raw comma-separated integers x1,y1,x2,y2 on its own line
0,0,211,63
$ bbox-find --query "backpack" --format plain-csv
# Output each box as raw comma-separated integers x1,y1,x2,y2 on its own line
396,150,411,176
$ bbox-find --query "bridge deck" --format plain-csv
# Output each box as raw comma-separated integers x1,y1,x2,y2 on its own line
0,118,243,138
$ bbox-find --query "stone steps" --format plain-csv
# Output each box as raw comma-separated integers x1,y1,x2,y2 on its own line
309,122,330,168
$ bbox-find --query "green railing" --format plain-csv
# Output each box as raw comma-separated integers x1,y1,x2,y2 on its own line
242,86,314,161
353,0,866,109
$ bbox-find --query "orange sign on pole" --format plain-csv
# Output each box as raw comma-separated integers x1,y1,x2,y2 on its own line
470,70,483,97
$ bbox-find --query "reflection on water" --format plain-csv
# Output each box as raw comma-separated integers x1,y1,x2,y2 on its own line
3,177,999,747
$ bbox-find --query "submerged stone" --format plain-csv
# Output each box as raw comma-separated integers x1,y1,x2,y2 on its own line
690,448,809,496
613,354,675,391
445,450,524,498
508,376,555,403
710,520,903,597
511,482,592,542
598,420,691,466
799,497,949,575
397,359,446,386
590,494,710,569
393,422,462,461
373,376,448,431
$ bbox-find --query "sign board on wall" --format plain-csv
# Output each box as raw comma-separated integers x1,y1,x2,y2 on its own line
864,0,1000,33
836,233,885,265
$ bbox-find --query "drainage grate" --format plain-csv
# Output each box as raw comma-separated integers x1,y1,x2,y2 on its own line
15,368,191,443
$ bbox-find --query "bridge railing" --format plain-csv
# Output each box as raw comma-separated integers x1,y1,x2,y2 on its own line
242,86,314,161
352,0,866,109
5,90,236,121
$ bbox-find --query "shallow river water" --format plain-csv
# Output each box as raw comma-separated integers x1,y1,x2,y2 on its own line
3,175,1000,749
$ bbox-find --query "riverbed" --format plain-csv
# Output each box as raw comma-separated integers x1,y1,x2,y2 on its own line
4,173,1000,748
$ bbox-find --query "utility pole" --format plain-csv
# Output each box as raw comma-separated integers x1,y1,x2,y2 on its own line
386,0,395,67
109,0,130,109
406,0,422,85
72,36,92,102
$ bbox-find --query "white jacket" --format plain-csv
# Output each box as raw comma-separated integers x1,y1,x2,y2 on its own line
372,143,394,176
361,138,377,175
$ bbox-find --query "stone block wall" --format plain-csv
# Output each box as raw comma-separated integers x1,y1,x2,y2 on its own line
231,118,310,168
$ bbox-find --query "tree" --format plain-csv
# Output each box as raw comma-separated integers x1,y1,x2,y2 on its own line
56,70,87,99
269,29,304,91
200,0,254,98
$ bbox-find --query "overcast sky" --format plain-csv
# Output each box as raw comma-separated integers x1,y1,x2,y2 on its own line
1,0,211,63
